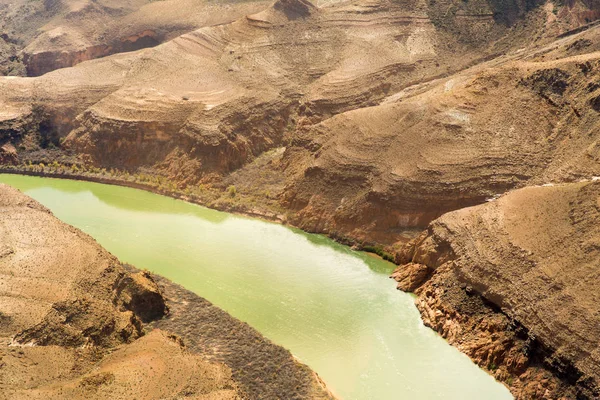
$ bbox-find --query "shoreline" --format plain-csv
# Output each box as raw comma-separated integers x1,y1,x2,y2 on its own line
0,167,520,398
0,168,287,223
0,180,335,399
0,167,390,254
143,269,338,400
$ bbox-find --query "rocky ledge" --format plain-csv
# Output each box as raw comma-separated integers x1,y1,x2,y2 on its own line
392,181,600,399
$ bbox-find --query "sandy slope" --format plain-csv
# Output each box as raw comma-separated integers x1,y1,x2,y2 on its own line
0,183,240,399
0,0,270,76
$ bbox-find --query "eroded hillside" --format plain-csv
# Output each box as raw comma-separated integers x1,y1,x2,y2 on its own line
0,184,333,399
281,24,600,243
393,180,600,399
0,0,598,245
0,0,270,76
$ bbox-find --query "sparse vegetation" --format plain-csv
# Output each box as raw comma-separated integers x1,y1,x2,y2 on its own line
227,185,237,198
361,244,395,263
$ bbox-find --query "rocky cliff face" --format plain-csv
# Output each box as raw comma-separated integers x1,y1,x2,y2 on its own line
281,23,600,244
1,0,599,245
393,181,600,399
0,0,271,77
0,0,530,182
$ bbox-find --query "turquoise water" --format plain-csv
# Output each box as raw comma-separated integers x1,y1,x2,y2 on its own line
0,174,513,400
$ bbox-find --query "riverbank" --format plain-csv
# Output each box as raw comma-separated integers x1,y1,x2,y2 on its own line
0,182,335,399
0,166,287,222
6,167,589,399
0,166,400,257
145,270,335,399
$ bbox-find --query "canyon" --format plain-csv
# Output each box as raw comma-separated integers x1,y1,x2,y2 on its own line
0,174,514,400
0,0,600,398
0,182,333,399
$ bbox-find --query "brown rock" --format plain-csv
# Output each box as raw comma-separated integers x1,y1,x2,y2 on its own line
0,143,17,164
395,181,600,399
391,262,431,292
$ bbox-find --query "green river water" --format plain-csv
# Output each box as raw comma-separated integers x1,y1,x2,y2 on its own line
0,174,513,400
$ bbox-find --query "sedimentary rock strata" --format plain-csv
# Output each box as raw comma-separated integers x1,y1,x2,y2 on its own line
0,0,271,76
393,181,600,399
282,24,600,244
0,0,598,246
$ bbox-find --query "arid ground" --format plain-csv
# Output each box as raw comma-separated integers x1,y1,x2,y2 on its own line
1,0,600,398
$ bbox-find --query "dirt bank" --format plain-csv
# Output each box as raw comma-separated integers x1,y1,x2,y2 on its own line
148,272,334,400
0,183,333,399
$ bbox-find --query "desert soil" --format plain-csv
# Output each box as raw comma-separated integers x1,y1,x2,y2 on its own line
0,183,332,400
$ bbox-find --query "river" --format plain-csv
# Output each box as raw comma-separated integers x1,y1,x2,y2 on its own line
0,174,513,400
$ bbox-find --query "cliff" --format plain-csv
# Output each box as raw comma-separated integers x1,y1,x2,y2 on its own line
393,181,600,399
0,0,599,246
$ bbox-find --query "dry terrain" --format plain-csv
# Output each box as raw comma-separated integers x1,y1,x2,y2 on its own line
0,0,600,398
393,181,600,399
0,0,270,76
0,183,332,399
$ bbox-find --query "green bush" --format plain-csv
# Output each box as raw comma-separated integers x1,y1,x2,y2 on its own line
361,245,395,263
227,185,237,198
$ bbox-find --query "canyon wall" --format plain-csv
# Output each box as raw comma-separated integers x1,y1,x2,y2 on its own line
0,0,270,77
0,0,598,247
393,181,600,399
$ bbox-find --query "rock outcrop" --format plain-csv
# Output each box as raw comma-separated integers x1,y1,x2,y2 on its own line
393,181,600,399
282,23,600,244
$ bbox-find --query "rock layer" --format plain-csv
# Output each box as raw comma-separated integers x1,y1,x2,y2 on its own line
0,0,271,76
282,23,600,244
393,181,600,399
1,0,599,246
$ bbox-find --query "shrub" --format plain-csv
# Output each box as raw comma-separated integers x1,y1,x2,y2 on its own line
227,185,237,198
361,244,395,263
